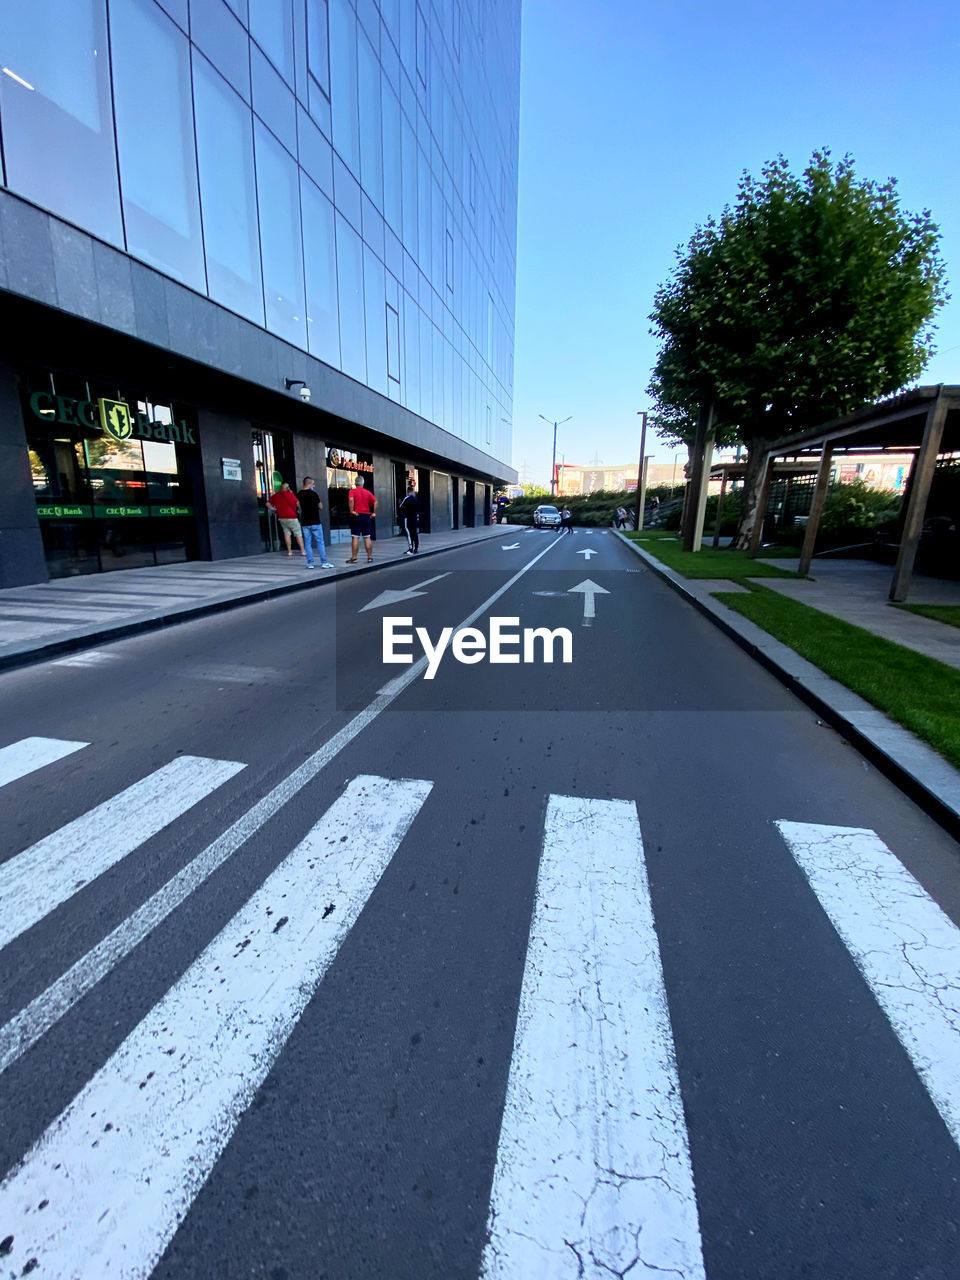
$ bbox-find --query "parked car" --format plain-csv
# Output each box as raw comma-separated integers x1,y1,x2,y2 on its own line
533,504,561,528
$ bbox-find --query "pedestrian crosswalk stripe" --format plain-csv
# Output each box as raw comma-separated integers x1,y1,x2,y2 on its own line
0,774,431,1280
482,794,705,1280
0,755,245,953
777,821,960,1150
0,736,88,789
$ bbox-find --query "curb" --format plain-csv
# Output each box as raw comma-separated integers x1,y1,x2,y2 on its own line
0,528,504,676
614,531,960,842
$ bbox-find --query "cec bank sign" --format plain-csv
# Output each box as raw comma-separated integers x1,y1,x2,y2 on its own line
29,392,198,445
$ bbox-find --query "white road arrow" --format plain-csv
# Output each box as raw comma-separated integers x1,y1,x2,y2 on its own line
567,578,610,626
359,572,450,612
501,543,520,550
576,548,598,560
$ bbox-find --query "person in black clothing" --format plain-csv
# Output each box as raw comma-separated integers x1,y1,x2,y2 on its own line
296,477,333,568
399,483,419,553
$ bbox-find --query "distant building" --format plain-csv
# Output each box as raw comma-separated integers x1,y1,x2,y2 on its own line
555,455,913,497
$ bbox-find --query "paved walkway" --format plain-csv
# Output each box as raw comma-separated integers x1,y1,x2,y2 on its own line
752,556,960,671
0,524,506,669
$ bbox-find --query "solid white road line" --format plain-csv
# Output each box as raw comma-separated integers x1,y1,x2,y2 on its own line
0,774,431,1280
0,756,245,953
0,533,567,1074
0,737,87,789
778,821,960,1149
483,795,705,1280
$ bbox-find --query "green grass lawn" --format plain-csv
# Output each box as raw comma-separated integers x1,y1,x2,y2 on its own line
625,532,800,580
715,585,960,770
895,603,960,632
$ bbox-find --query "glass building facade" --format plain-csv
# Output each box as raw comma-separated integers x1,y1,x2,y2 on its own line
0,0,519,582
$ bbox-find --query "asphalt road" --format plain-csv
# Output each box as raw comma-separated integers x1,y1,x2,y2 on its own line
2,528,960,1279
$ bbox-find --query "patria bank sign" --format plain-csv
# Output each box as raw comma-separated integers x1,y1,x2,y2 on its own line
29,392,197,444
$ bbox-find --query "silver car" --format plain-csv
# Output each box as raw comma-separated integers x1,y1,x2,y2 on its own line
533,504,561,528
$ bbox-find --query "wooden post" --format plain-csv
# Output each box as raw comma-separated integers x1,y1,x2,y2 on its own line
712,470,728,548
682,401,716,552
747,454,774,558
889,391,948,602
798,444,833,575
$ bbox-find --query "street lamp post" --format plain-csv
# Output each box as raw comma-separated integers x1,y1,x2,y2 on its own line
633,411,648,532
539,413,572,497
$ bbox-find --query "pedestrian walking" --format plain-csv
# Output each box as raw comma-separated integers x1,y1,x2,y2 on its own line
268,482,305,557
297,477,333,568
561,506,572,532
615,506,627,530
399,483,420,553
346,475,377,563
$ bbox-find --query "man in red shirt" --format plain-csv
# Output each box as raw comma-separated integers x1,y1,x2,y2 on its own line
267,482,304,557
347,475,378,564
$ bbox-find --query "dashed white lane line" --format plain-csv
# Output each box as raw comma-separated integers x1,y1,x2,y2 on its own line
0,774,431,1280
0,756,245,953
482,794,705,1279
0,737,87,789
778,821,960,1149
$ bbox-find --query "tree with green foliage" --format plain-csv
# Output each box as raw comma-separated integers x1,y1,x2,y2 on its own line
648,150,948,548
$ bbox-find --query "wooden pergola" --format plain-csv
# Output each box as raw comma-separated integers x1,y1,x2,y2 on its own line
683,385,960,601
754,385,960,600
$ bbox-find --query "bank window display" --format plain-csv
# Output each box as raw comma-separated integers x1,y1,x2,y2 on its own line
325,448,374,544
23,371,199,577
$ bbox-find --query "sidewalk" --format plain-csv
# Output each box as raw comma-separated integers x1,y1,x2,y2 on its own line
617,532,960,838
0,524,507,671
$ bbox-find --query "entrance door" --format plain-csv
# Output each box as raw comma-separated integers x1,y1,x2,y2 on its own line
452,476,460,529
417,469,431,532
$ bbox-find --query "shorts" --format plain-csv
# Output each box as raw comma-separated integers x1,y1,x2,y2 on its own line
278,517,301,536
350,513,373,537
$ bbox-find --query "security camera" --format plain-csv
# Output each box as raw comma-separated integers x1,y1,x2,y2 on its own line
299,385,312,403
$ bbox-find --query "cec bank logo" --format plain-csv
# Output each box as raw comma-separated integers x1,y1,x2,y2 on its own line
98,397,134,441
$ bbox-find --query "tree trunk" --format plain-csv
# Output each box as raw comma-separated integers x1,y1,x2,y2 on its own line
732,443,769,550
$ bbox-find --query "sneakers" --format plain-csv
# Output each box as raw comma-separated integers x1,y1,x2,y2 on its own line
305,562,316,568
320,561,334,568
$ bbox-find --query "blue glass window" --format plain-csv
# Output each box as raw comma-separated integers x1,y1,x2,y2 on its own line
189,0,250,101
248,0,294,83
357,30,383,208
329,0,359,174
194,56,263,324
301,174,341,368
363,244,386,394
335,213,366,380
255,122,306,346
401,117,418,255
110,0,205,290
0,0,123,245
381,78,402,233
306,0,330,98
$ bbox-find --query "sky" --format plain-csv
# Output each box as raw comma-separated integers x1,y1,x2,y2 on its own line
510,0,960,483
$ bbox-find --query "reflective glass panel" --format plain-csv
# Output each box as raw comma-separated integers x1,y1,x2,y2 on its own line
110,0,205,289
255,122,307,346
381,78,401,232
248,0,294,82
329,0,359,174
301,175,341,368
357,30,383,207
306,0,330,97
189,0,250,101
336,213,366,381
363,244,386,394
194,56,264,324
0,0,123,244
